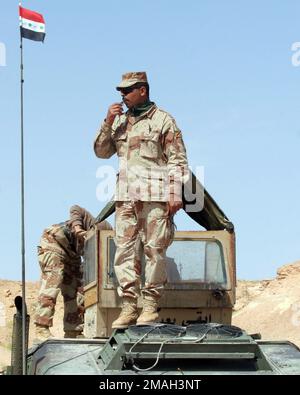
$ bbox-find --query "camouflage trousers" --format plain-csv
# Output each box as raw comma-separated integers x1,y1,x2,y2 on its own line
114,201,174,300
34,225,84,332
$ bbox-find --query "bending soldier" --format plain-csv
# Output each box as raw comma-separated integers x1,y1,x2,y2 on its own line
34,205,112,340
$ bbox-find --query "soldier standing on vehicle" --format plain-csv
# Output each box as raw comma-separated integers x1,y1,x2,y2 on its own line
34,205,112,341
94,72,189,328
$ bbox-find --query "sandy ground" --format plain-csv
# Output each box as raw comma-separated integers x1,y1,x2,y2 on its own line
1,260,299,372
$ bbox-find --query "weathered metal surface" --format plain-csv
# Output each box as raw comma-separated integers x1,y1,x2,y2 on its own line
27,339,106,375
27,326,300,375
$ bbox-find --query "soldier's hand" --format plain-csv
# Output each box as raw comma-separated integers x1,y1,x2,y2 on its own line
105,103,124,125
75,229,87,241
72,225,87,241
75,229,87,251
168,198,183,215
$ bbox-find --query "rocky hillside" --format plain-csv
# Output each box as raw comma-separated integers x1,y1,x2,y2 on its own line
233,261,300,347
1,261,300,372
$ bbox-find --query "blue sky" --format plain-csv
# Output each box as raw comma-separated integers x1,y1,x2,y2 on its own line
0,0,300,281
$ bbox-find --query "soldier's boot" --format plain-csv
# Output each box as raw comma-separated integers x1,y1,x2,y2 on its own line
34,324,53,342
112,298,139,329
136,296,159,325
64,330,83,339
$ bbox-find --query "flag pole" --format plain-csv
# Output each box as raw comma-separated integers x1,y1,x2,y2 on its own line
19,0,27,376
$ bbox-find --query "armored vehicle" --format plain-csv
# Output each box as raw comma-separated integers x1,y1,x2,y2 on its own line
9,175,300,375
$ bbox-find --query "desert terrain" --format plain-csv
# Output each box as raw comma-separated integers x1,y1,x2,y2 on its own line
0,260,299,373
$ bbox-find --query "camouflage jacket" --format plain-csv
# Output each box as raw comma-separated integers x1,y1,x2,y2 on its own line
94,104,188,202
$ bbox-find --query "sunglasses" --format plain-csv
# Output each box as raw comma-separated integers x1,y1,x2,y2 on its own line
119,83,147,95
119,86,139,95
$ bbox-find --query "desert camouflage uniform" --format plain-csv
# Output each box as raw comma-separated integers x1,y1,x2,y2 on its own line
34,205,111,331
94,104,188,299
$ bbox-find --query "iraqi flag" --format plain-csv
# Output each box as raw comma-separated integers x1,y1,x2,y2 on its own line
19,6,46,42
